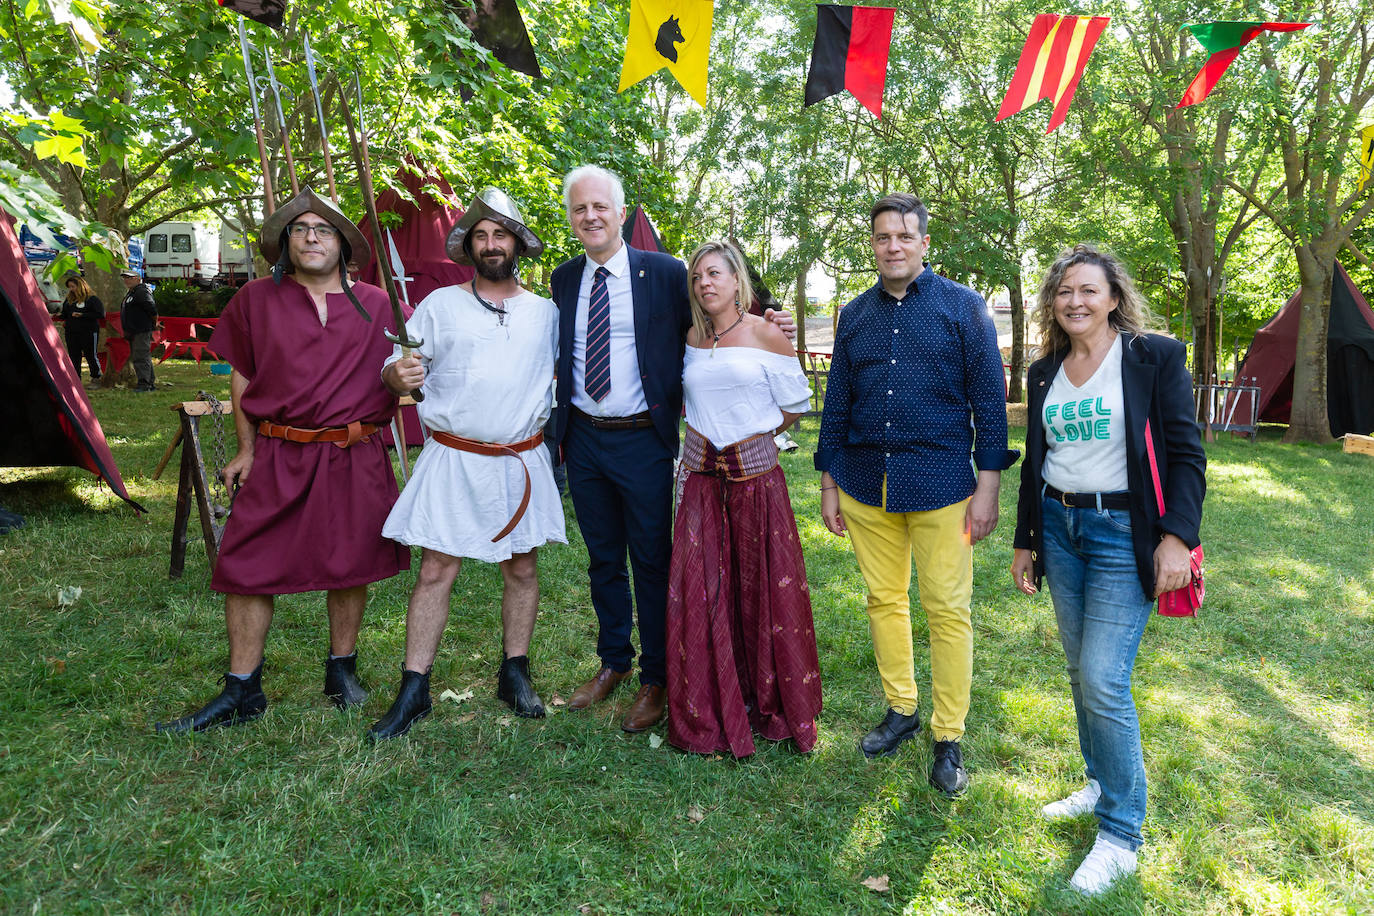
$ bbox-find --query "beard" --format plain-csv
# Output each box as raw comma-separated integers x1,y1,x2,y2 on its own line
473,248,517,282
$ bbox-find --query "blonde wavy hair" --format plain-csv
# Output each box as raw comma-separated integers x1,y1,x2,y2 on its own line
687,240,754,343
1035,243,1154,354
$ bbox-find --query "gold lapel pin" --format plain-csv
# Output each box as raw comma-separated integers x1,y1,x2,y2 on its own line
638,270,645,278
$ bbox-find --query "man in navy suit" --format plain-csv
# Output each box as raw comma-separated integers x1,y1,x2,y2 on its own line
551,165,792,733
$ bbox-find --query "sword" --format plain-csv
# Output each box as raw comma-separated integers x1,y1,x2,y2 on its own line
302,32,339,203
262,47,300,196
237,19,275,215
386,228,412,309
337,69,425,402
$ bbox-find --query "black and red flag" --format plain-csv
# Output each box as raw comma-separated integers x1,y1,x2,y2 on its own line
217,0,286,30
804,5,896,119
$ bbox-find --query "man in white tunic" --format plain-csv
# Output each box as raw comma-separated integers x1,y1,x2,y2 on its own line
369,187,565,740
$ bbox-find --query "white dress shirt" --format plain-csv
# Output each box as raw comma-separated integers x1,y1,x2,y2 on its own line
571,242,649,416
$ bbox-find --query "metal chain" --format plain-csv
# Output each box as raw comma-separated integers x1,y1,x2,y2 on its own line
198,390,232,519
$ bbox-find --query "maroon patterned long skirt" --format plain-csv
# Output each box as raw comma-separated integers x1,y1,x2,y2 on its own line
666,465,822,757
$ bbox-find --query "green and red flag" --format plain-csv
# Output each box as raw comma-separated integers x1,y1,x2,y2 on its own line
1176,21,1309,108
804,5,897,119
995,14,1110,134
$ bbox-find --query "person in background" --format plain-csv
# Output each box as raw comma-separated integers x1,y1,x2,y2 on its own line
665,239,821,758
119,268,157,392
1012,243,1205,895
60,275,103,382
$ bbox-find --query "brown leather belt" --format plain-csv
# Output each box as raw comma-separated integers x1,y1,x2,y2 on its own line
431,429,544,542
257,420,381,449
572,407,654,430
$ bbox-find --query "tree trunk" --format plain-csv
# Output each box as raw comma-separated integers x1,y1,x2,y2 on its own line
1285,249,1334,443
793,269,808,354
1008,273,1025,403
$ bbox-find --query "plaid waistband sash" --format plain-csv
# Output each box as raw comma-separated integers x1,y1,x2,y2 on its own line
679,426,779,482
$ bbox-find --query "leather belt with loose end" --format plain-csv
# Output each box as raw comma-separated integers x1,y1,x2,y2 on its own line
431,429,544,542
258,420,381,449
1042,484,1132,510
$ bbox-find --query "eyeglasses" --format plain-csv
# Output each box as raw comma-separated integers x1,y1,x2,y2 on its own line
287,223,338,239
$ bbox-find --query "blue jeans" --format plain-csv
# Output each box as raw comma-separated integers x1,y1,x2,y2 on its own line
1041,493,1151,851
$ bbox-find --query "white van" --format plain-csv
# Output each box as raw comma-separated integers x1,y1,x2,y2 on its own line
218,220,253,286
144,221,219,286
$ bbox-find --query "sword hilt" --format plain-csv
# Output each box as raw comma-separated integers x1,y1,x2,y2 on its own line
385,330,425,402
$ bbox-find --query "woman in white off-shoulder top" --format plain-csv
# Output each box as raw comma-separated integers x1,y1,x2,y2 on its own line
665,240,822,758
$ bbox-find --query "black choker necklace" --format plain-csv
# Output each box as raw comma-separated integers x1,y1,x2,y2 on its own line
710,314,744,353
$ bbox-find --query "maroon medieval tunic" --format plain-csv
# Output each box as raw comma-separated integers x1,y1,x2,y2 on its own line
207,276,409,594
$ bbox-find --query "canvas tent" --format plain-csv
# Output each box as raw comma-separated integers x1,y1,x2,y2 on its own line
357,166,472,303
1236,261,1374,437
0,209,143,511
622,204,669,255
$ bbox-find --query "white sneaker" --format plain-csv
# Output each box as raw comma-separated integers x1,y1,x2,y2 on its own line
1069,834,1138,895
1041,779,1101,820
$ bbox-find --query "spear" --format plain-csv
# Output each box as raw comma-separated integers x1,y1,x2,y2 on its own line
337,69,425,402
386,228,412,310
302,32,339,203
236,19,275,215
262,47,300,196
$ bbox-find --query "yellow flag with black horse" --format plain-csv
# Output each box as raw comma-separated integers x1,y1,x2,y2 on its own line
618,0,713,107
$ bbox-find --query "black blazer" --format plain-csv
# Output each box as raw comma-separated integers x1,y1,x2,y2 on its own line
1013,333,1206,601
549,244,691,454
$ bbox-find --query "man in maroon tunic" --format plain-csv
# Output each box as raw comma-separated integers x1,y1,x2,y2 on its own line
156,188,410,734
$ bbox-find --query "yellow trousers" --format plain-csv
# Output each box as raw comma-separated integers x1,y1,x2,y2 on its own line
839,482,973,741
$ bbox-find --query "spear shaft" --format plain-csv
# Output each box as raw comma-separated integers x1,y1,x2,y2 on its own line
237,19,275,215
302,33,339,203
337,75,424,402
263,48,299,196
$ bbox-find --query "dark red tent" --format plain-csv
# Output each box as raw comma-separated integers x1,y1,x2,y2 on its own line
1237,262,1374,437
0,209,142,511
357,166,473,303
622,204,669,255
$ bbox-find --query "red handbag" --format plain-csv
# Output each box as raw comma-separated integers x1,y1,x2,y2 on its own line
1144,420,1204,617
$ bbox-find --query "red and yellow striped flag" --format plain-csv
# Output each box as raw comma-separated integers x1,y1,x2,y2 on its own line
996,14,1110,133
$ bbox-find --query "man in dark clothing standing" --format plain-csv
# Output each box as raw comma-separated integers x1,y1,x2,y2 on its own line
119,267,157,392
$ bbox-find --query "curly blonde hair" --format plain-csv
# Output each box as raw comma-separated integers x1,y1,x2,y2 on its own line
1035,243,1154,354
686,240,754,343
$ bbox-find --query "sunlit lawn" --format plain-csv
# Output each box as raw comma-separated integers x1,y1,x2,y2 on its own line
1,361,1371,914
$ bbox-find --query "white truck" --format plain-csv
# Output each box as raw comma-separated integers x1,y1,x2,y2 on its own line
143,221,218,286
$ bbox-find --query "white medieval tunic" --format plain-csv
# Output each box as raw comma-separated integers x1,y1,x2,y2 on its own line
382,285,566,563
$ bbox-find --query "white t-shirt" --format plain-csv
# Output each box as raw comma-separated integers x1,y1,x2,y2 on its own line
1041,333,1128,493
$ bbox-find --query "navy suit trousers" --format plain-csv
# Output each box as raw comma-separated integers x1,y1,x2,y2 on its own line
564,411,673,686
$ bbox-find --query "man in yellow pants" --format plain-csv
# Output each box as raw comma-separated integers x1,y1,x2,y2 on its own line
817,193,1018,795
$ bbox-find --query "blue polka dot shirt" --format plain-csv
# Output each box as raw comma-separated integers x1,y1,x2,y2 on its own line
815,266,1020,511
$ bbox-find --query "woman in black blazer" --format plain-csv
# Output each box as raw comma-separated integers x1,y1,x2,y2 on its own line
1011,244,1205,896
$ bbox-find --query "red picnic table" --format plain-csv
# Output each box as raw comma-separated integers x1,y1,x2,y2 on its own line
157,316,220,364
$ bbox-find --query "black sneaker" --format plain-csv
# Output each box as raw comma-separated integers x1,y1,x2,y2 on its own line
930,739,969,796
859,708,922,758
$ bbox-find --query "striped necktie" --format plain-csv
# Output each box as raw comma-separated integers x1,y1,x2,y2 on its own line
585,266,611,402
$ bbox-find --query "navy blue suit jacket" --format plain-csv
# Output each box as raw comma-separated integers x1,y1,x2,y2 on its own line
550,245,691,454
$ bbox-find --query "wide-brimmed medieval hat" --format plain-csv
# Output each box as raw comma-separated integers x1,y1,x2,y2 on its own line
445,186,544,265
260,187,371,269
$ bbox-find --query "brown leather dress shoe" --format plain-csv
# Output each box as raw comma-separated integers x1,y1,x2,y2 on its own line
566,666,631,710
621,684,666,733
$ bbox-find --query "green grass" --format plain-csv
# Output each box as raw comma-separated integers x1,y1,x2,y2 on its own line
2,361,1371,914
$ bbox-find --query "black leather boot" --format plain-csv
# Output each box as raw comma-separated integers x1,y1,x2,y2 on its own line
323,653,368,709
929,739,969,796
155,664,267,734
367,669,432,740
496,655,546,718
